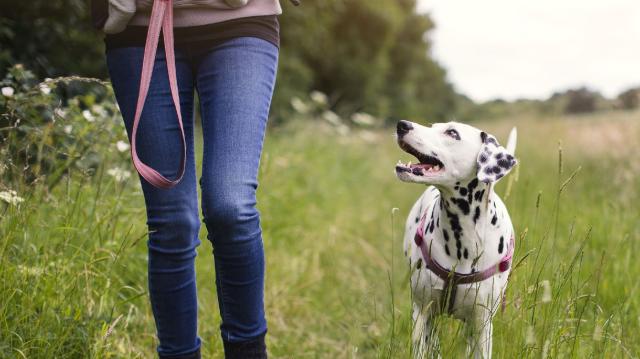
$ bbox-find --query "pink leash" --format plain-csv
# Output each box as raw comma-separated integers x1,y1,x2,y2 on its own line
130,0,186,189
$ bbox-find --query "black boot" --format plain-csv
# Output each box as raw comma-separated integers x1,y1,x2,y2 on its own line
222,333,267,359
159,348,201,359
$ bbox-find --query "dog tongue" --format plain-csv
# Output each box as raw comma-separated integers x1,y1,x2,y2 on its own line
410,163,434,170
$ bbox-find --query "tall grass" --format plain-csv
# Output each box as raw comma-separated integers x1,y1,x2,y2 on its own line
1,110,639,358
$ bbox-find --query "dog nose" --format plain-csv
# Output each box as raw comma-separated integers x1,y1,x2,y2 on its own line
397,120,414,137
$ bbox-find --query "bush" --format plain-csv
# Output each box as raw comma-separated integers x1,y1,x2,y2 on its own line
564,87,599,114
0,64,129,189
618,88,639,110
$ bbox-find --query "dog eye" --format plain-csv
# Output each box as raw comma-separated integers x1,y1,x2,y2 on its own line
445,128,460,140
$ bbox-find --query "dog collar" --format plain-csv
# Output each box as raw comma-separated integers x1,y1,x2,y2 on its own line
414,210,515,286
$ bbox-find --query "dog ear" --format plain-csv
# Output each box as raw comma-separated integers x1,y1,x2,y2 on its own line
476,132,517,183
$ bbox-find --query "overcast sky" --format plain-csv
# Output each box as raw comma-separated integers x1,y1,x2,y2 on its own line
417,0,640,102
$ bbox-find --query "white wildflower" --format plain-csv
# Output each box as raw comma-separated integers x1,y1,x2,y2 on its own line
39,83,51,95
358,130,377,143
540,280,552,303
593,322,603,341
83,109,96,122
16,264,44,276
116,140,130,152
54,108,67,118
63,125,73,134
351,112,377,126
525,325,536,345
2,87,15,97
92,104,108,118
0,190,25,206
290,97,309,114
107,167,131,182
336,124,350,136
321,110,342,126
310,90,328,105
542,340,550,357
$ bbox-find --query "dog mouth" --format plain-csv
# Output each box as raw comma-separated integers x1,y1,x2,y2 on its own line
395,140,445,177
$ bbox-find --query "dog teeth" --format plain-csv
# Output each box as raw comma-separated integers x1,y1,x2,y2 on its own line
407,161,412,167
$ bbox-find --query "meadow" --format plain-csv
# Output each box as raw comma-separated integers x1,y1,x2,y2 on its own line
1,109,639,358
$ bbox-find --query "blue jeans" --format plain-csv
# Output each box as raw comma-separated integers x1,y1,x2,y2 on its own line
107,37,278,357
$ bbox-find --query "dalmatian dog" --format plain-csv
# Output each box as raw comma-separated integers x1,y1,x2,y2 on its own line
395,120,518,359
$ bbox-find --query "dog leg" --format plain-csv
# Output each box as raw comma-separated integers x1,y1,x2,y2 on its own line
465,312,493,359
412,303,440,359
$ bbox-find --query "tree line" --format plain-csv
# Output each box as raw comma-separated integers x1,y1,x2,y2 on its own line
0,0,457,125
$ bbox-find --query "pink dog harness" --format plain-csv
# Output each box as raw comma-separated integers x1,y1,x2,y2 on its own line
414,209,514,313
130,0,186,189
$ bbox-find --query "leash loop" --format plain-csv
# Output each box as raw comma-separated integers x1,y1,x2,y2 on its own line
130,0,186,189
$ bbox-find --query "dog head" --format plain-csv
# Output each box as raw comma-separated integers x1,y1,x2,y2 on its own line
395,121,517,186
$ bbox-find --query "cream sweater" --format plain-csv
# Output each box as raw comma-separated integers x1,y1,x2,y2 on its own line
104,0,281,34
131,0,281,27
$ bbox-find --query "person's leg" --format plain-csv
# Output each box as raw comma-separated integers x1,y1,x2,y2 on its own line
194,37,278,357
107,47,201,359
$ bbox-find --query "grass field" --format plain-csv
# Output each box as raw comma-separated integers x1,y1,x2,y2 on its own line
1,110,639,358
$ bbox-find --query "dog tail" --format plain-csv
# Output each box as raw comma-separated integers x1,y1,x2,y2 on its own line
506,127,517,155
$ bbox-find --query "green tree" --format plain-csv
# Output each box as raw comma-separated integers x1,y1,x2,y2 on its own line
0,0,106,79
1,0,457,123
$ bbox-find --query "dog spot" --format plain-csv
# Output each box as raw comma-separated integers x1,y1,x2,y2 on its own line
446,209,463,240
436,217,440,227
463,248,469,259
474,189,485,202
497,158,511,169
454,185,459,190
467,178,479,192
480,131,487,143
496,152,504,159
457,249,462,260
453,198,470,215
445,244,451,256
416,258,423,269
455,239,461,250
498,236,504,254
479,153,488,163
459,187,468,196
443,229,450,242
491,214,498,225
473,206,480,223
429,220,435,233
415,216,420,223
492,166,501,174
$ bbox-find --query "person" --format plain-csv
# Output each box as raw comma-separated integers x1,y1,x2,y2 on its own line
91,1,283,358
